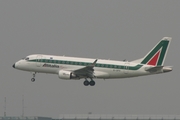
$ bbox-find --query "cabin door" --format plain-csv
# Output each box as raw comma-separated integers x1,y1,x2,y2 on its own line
36,55,42,67
124,62,129,74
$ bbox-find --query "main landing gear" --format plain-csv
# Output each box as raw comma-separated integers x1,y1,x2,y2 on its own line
83,78,95,86
31,72,36,82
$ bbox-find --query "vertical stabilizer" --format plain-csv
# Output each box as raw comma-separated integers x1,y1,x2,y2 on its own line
140,37,171,66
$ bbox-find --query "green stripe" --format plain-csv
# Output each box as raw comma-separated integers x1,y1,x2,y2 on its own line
29,59,142,70
157,42,168,65
141,40,169,65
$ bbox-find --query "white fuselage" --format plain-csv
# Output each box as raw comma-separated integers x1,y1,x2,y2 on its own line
13,54,169,80
12,37,173,86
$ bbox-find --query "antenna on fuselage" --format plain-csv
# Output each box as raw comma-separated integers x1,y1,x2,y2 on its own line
123,59,126,62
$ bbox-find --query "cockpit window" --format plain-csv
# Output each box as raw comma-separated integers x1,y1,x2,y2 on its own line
25,57,29,60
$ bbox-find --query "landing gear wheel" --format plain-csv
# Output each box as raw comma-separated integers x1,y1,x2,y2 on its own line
83,80,89,86
90,80,95,86
31,72,36,82
31,78,35,82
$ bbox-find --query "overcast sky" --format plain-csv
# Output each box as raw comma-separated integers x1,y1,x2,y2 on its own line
0,0,180,118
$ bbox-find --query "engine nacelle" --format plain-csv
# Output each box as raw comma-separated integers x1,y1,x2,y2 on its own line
58,70,79,80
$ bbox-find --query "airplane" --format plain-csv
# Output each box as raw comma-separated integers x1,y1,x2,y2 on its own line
13,37,172,86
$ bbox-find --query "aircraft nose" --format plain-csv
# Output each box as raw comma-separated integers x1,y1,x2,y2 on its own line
12,63,15,68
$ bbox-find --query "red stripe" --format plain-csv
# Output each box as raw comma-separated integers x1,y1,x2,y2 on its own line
147,51,160,66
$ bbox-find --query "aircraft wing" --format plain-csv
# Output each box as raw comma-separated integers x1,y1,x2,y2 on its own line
72,59,98,78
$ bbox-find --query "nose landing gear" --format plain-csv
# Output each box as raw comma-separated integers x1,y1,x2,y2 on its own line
31,78,35,82
31,72,36,82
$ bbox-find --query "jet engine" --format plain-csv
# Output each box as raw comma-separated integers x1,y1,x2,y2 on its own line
58,70,79,80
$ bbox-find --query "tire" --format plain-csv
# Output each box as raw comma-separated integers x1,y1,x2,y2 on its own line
89,80,95,86
31,78,35,82
83,80,89,86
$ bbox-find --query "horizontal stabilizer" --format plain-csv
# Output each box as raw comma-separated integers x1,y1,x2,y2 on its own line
145,66,163,72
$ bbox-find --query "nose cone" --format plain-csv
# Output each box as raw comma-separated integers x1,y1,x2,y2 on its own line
12,63,15,68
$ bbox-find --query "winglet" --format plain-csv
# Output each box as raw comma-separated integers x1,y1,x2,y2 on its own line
92,59,98,67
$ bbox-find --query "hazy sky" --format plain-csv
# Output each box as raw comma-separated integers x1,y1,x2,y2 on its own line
0,0,180,118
